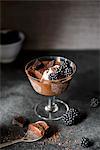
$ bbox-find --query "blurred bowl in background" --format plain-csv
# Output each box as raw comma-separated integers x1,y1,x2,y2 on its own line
0,30,25,63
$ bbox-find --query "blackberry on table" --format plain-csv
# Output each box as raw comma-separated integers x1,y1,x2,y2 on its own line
81,137,92,148
62,108,80,126
90,97,100,108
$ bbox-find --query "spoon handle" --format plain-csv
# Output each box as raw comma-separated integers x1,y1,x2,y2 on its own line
0,139,23,149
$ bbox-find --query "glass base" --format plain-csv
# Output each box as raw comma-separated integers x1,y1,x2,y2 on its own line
34,99,69,120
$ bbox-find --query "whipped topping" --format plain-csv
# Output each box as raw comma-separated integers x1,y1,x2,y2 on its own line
41,65,60,80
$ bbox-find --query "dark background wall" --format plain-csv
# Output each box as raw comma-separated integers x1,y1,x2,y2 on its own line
1,1,100,50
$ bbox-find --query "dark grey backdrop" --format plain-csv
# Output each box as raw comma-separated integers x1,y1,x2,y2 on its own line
1,0,100,50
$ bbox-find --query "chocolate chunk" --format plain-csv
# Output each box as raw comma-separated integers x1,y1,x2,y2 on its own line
46,60,55,68
33,59,44,70
34,70,42,79
28,67,35,77
12,116,30,128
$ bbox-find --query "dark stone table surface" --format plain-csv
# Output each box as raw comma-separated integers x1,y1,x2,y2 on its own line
0,50,100,150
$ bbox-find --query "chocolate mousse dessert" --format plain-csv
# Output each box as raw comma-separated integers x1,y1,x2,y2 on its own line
25,57,76,96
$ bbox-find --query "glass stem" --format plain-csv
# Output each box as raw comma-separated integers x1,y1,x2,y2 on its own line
45,96,58,112
48,97,54,111
53,96,56,102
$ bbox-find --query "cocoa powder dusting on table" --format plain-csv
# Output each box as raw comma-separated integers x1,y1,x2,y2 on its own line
44,131,60,144
0,125,24,144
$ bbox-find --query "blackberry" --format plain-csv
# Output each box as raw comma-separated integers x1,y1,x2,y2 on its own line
90,97,100,108
62,108,80,126
81,137,91,148
56,60,73,77
48,73,58,80
56,68,64,75
59,60,70,71
64,67,73,76
62,59,70,68
55,68,65,79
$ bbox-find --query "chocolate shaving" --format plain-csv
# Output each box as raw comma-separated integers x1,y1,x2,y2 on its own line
46,60,55,68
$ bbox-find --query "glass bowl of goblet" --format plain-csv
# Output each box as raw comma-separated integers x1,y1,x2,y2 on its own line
25,56,76,120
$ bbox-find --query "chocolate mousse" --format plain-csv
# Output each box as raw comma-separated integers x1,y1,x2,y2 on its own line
25,57,76,96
